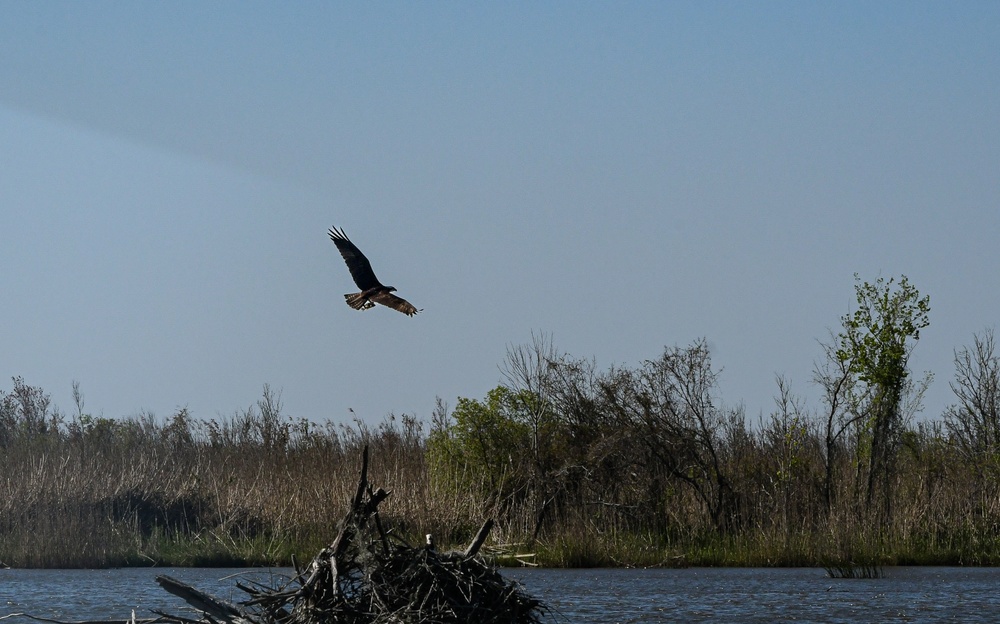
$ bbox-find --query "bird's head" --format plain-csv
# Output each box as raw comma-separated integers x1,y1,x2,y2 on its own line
387,286,397,292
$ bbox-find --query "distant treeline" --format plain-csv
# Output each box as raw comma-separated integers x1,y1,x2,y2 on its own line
3,275,1000,568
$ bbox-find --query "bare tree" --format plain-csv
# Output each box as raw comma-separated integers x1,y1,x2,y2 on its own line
604,339,742,532
944,329,1000,462
499,333,640,538
0,377,56,447
813,333,862,514
764,376,815,535
501,332,558,464
498,333,564,537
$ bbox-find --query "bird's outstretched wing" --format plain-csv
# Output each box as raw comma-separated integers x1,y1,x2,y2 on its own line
370,291,421,317
328,227,382,290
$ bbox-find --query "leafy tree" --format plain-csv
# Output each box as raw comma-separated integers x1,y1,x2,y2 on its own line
427,386,533,505
835,274,930,521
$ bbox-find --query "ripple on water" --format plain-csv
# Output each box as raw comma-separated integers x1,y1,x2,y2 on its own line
1,566,998,623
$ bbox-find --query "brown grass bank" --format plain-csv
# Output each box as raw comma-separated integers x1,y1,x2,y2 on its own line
3,370,1000,569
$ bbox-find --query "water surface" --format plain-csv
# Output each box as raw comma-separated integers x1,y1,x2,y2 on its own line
511,567,999,622
1,566,996,623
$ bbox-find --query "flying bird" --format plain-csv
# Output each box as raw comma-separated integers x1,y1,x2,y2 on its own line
328,226,421,317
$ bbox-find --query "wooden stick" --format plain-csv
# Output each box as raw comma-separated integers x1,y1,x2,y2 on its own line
351,445,369,511
155,576,245,624
463,518,495,558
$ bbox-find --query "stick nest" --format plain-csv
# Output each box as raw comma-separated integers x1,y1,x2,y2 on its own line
154,446,546,624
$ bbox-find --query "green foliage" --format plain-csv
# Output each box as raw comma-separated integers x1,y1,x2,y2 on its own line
836,274,930,390
428,386,534,496
832,274,931,518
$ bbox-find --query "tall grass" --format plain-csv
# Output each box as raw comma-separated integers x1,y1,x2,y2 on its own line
0,383,435,568
3,379,1000,568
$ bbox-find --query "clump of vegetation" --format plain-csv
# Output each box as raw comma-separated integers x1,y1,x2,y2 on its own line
824,562,884,579
3,274,1000,570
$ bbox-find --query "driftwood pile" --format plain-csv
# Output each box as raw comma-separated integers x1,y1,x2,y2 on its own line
154,446,545,624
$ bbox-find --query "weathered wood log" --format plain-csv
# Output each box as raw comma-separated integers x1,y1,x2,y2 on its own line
463,518,495,558
155,576,246,624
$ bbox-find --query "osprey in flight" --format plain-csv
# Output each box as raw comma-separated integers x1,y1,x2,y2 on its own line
328,227,421,317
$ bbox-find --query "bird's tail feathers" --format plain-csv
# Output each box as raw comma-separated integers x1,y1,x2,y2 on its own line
345,293,375,311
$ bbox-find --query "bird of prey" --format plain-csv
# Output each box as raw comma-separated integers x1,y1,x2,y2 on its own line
328,226,421,316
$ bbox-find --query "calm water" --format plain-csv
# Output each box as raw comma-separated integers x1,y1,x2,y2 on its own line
1,566,998,623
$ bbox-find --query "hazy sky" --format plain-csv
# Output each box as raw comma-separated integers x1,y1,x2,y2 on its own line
2,2,998,427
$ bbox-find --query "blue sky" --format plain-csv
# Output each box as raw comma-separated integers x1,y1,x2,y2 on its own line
2,2,998,426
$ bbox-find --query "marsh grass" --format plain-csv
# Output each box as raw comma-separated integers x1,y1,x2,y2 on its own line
0,384,433,567
824,562,884,579
3,380,1000,569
